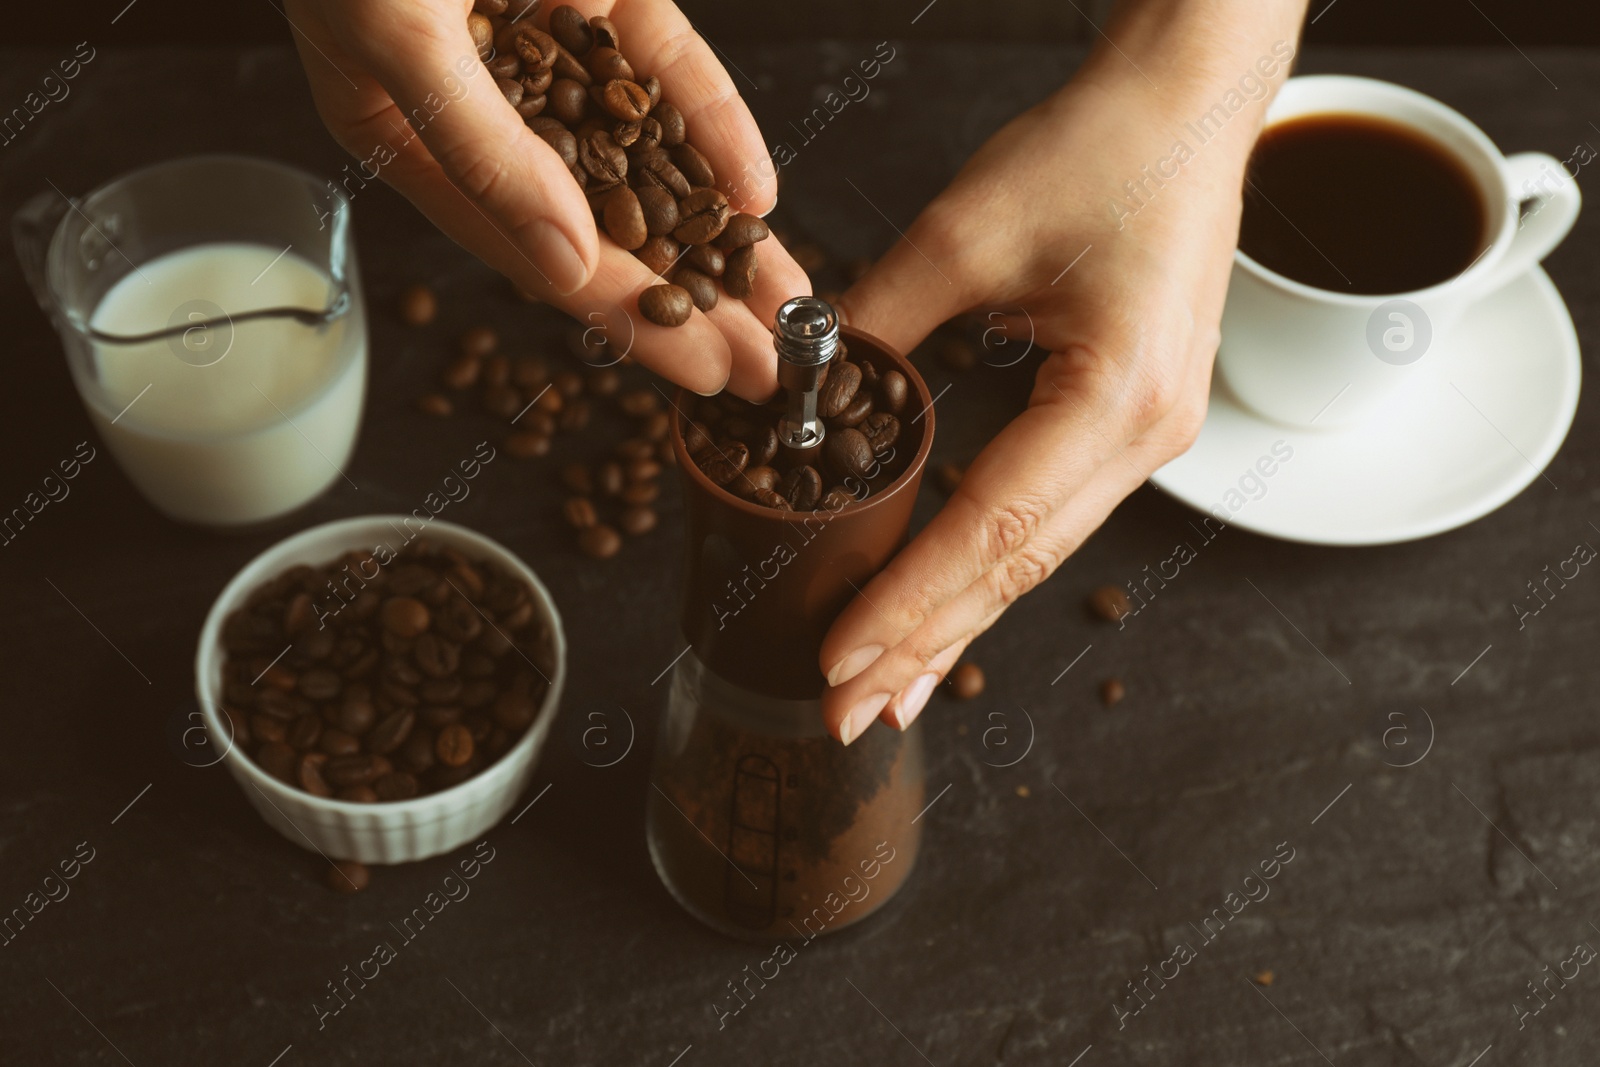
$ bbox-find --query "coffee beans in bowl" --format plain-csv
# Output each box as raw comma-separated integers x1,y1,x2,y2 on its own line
197,517,566,865
467,4,771,326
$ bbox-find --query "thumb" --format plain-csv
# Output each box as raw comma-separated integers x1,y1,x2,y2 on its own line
834,226,972,356
346,12,598,296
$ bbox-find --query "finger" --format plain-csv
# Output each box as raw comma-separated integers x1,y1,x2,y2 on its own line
819,345,1145,689
877,642,965,732
592,0,778,215
709,238,813,401
330,6,599,295
834,223,976,358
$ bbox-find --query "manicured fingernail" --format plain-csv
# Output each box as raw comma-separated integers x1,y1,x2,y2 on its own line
840,692,890,745
530,220,588,296
892,673,939,729
828,644,884,688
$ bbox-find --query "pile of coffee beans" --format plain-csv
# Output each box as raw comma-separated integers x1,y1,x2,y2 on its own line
683,344,913,510
219,540,556,802
466,1,771,326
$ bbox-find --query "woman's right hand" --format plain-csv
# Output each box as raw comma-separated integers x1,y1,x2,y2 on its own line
283,0,809,399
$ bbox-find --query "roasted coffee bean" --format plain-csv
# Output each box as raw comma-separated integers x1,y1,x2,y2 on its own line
638,152,691,197
635,234,681,276
328,860,369,893
416,393,453,417
600,78,650,121
714,213,769,250
297,667,340,702
820,487,856,510
257,741,298,783
636,116,663,150
326,754,392,787
414,634,459,679
620,506,657,536
602,186,648,250
496,76,525,108
578,523,623,559
483,353,511,389
586,366,621,394
682,420,712,456
635,184,679,236
818,360,862,418
744,424,779,466
589,14,620,50
537,125,579,169
934,461,963,494
223,707,252,748
686,243,724,276
443,353,482,391
474,0,508,16
579,131,627,185
551,42,592,85
399,284,437,326
460,326,498,358
639,283,693,327
950,662,985,699
251,713,287,745
733,464,780,498
335,785,377,803
723,245,758,299
467,12,495,55
488,51,522,81
596,460,625,495
696,440,750,485
492,691,538,731
653,101,686,145
333,693,376,735
436,724,476,767
374,772,420,801
484,383,522,419
563,497,598,529
878,370,908,414
823,428,874,481
860,412,900,455
298,753,332,797
504,430,552,459
319,729,361,757
1100,678,1126,708
399,730,437,774
546,77,588,124
612,120,642,147
832,391,874,429
750,488,789,510
673,188,729,245
778,465,823,510
516,93,548,120
288,713,324,750
549,4,593,54
1088,585,1132,623
379,597,430,639
561,462,594,495
674,267,718,312
621,481,659,505
585,46,632,83
671,143,716,187
513,26,559,70
534,387,564,415
941,336,976,371
522,65,554,95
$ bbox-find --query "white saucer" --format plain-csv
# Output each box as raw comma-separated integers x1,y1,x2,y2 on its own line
1151,267,1582,546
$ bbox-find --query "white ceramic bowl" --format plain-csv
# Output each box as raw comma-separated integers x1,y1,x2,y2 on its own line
195,516,566,864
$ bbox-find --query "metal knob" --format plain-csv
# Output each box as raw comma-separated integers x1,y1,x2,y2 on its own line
773,296,840,451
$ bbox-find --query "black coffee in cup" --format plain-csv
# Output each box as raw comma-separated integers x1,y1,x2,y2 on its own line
1239,114,1487,295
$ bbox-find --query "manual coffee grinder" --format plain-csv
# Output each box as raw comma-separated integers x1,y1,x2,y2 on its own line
646,297,934,940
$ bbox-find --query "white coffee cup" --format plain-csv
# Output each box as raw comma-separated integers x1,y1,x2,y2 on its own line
1216,75,1581,428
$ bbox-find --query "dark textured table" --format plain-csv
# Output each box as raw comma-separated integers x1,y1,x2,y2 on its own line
2,41,1598,1067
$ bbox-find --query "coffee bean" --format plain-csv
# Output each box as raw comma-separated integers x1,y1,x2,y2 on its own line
564,497,598,528
878,370,909,414
579,523,623,559
288,713,324,750
380,597,430,638
714,213,770,250
696,440,750,485
433,723,474,768
1088,585,1132,623
460,326,498,358
627,457,662,482
319,729,361,757
414,634,459,679
636,184,679,236
1100,678,1126,707
492,691,537,731
831,391,874,428
298,753,332,797
723,245,758,299
600,79,650,122
399,731,436,774
639,283,693,327
484,383,521,419
549,5,593,54
547,77,588,124
673,188,730,245
941,337,976,371
671,143,716,188
512,26,558,70
654,102,686,145
417,393,453,417
750,488,789,510
935,461,963,494
619,481,658,505
504,430,551,459
635,235,681,276
860,412,900,455
467,12,494,56
818,360,862,418
399,284,436,326
333,693,376,736
637,152,690,198
496,76,524,108
585,46,633,83
561,462,594,495
443,353,481,391
589,14,620,50
823,428,874,481
327,754,392,787
602,186,648,250
373,772,420,801
586,367,621,395
733,464,780,498
597,460,624,495
950,662,985,699
488,51,521,80
674,268,718,312
579,131,628,185
636,116,663,150
327,859,369,893
299,668,342,702
474,0,507,15
778,465,823,510
551,43,592,86
686,243,724,276
251,714,287,745
620,506,657,535
335,785,377,803
682,421,712,456
483,353,511,388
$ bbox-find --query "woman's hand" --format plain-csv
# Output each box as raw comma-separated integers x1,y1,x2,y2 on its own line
283,0,808,399
819,3,1306,742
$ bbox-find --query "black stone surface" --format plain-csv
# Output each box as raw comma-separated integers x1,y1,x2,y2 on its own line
1,42,1597,1066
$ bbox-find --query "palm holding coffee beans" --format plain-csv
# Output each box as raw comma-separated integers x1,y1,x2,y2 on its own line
286,0,809,399
818,0,1310,744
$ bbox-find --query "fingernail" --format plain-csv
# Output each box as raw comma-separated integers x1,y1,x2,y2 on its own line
892,673,939,730
530,220,588,296
828,644,884,688
841,692,891,746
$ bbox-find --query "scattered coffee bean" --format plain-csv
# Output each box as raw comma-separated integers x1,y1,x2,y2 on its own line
723,245,758,299
564,497,598,528
460,326,498,359
941,336,976,371
714,213,770,250
620,505,657,535
399,284,437,326
328,860,370,894
417,393,453,417
578,523,623,559
443,353,482,391
674,267,718,312
1088,585,1132,623
639,283,693,327
934,462,963,494
1100,677,1126,707
950,662,985,700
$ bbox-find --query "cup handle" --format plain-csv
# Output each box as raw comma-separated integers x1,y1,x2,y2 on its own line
10,189,69,316
1474,152,1582,294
